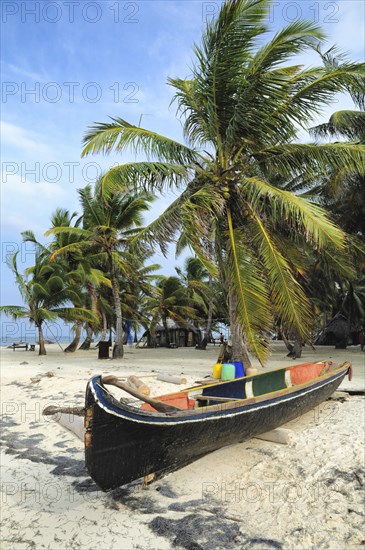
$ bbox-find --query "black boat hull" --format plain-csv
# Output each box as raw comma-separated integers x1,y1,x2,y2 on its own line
85,368,347,491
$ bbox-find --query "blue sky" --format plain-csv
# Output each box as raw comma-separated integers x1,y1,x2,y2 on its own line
1,0,364,340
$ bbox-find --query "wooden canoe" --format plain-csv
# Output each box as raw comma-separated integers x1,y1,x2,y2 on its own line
84,360,351,491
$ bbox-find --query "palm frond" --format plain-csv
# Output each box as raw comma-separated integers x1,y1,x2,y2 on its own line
78,184,104,227
172,0,269,147
242,176,346,250
0,305,29,319
89,268,112,288
317,245,355,280
82,117,200,164
5,252,30,303
249,211,312,338
35,308,59,321
257,142,365,180
248,20,325,73
288,63,365,122
226,209,271,363
55,307,98,323
179,187,224,274
45,226,90,239
100,162,191,195
47,242,89,261
130,186,198,254
310,110,365,141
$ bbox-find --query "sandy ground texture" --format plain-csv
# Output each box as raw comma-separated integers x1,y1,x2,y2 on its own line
1,342,364,550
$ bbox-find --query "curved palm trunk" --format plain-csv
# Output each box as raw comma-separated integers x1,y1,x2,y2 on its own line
147,329,156,348
225,208,252,368
281,330,293,353
282,329,302,359
339,282,354,350
228,285,252,367
37,323,46,355
206,293,214,342
65,320,82,352
88,283,98,316
109,255,123,359
205,243,215,345
199,279,214,350
292,339,302,358
162,316,170,347
79,283,97,350
196,240,214,351
148,319,157,347
79,324,93,350
100,310,108,341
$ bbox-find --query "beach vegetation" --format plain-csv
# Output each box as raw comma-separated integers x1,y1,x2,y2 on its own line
0,246,96,355
81,0,365,365
45,180,154,358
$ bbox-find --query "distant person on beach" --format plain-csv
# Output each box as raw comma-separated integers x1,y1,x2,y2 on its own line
358,326,365,351
220,332,224,345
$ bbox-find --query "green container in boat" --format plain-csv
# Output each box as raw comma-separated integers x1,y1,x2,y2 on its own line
221,363,235,380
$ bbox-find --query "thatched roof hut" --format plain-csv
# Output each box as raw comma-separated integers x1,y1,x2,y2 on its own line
141,319,202,348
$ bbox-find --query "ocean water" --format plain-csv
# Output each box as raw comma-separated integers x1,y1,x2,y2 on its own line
1,336,75,347
0,316,103,347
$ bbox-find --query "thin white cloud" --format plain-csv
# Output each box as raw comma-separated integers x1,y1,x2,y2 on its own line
1,121,53,157
1,174,69,232
8,63,50,83
326,1,365,56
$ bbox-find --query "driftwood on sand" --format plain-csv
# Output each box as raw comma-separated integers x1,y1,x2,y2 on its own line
156,374,187,385
127,375,151,396
43,405,85,416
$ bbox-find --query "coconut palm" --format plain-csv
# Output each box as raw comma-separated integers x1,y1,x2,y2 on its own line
81,0,365,365
46,181,154,358
0,250,95,355
308,48,365,238
120,253,161,343
46,209,88,353
145,276,199,347
176,256,216,348
24,210,111,352
63,264,111,352
303,50,365,342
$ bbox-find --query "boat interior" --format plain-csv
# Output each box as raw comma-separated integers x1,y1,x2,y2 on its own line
139,360,350,412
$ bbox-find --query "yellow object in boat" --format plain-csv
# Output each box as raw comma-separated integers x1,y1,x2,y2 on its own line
212,363,222,379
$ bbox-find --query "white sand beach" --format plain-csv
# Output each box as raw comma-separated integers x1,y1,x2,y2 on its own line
1,343,364,550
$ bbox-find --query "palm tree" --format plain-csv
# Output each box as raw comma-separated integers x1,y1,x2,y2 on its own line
63,265,110,352
25,210,111,353
310,120,365,236
46,181,154,358
0,250,94,355
120,252,161,343
176,256,215,348
145,276,198,347
308,47,365,239
81,0,365,365
304,49,365,342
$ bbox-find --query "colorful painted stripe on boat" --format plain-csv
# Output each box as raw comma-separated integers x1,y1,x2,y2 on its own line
194,362,330,401
243,362,329,398
288,362,330,386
